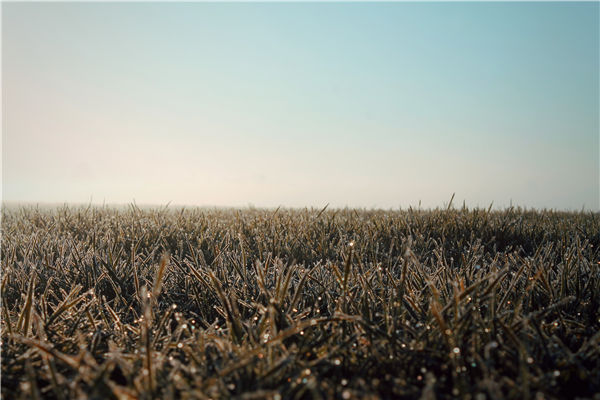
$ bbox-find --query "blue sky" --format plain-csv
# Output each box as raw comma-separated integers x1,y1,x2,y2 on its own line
2,2,599,210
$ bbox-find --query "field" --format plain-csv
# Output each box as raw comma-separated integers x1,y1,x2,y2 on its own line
1,205,599,399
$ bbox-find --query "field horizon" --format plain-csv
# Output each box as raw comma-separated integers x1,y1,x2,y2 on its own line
3,197,598,214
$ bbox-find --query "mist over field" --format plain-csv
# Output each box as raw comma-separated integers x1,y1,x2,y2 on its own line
2,2,598,211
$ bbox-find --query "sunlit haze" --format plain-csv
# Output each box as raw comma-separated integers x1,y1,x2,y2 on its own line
2,2,599,210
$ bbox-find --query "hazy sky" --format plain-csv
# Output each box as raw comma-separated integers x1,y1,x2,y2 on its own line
2,2,599,210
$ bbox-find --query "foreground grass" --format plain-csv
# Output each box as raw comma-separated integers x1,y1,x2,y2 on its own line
1,205,599,399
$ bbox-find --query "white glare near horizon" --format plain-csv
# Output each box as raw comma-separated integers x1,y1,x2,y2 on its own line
2,3,599,210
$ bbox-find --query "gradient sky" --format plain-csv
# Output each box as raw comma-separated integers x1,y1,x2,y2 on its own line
2,2,599,210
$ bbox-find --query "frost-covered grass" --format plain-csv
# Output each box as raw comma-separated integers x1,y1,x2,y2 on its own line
1,205,599,399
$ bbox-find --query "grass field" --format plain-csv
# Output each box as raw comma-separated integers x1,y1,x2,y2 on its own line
1,205,599,399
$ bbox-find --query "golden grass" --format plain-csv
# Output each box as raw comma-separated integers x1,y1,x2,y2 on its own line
1,205,599,399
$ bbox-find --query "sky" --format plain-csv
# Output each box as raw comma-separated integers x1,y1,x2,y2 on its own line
2,2,599,210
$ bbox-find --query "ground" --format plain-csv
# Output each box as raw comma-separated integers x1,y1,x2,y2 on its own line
1,206,599,399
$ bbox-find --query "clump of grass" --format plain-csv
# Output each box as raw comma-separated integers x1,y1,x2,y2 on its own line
1,205,599,399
